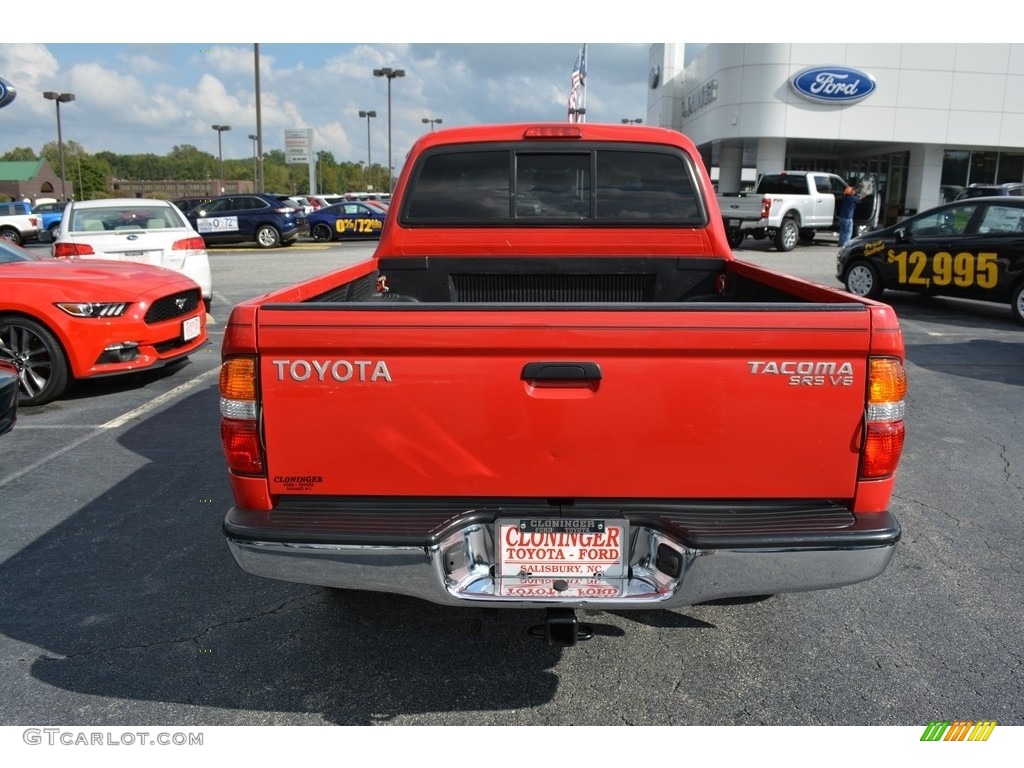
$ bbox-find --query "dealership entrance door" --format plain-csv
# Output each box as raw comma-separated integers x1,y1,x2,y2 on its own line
787,145,910,227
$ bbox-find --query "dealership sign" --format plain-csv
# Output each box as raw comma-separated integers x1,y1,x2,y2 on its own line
285,128,313,165
0,77,16,109
681,78,718,119
790,66,876,104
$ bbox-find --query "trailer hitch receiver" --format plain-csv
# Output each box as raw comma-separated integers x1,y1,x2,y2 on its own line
528,608,595,647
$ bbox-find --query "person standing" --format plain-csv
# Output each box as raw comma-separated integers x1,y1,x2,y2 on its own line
837,185,861,246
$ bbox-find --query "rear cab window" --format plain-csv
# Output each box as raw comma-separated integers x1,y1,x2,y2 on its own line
401,142,705,226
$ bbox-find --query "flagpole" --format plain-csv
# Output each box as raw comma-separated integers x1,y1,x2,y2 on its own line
579,44,587,123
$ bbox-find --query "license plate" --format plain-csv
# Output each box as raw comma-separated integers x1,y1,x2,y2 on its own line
121,250,150,261
182,315,201,341
496,518,627,579
728,218,741,227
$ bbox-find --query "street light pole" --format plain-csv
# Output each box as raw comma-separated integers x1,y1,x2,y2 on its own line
358,110,376,192
247,133,258,193
372,67,405,193
75,148,83,200
422,117,442,131
212,124,231,194
42,91,75,200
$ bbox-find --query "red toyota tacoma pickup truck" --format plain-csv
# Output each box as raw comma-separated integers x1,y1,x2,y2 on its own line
219,123,907,646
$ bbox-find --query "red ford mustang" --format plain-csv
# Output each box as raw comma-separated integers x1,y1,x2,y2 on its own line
0,239,208,406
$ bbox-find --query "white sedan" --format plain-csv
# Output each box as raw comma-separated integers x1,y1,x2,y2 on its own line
46,198,213,312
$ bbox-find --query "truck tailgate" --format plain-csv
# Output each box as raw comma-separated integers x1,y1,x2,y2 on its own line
256,305,872,500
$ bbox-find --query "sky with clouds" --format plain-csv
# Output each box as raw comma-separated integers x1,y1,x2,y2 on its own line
0,39,652,175
0,4,973,176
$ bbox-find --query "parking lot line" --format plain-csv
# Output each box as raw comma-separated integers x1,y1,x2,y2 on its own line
0,366,220,490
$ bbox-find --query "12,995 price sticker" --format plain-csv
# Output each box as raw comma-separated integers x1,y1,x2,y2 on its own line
887,249,998,290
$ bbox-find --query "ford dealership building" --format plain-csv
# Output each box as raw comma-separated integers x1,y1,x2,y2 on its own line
647,44,1024,225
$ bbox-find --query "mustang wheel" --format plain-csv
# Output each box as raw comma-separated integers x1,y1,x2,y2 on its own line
255,225,281,248
774,218,799,252
311,223,333,242
0,316,70,406
844,261,884,300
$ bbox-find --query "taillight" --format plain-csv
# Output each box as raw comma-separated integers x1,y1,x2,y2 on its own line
220,356,263,475
53,242,95,258
860,357,907,478
760,197,772,219
173,236,207,251
523,126,583,139
220,420,263,475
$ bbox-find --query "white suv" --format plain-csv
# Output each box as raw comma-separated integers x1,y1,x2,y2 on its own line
48,198,213,312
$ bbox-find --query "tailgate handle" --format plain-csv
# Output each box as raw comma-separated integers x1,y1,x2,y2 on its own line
521,362,602,383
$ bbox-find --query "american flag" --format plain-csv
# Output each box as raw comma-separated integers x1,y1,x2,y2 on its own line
567,44,587,122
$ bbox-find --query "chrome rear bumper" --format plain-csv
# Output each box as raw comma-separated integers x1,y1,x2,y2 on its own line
225,506,899,609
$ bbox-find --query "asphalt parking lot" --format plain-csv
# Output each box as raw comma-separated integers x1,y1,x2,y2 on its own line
1,236,1022,730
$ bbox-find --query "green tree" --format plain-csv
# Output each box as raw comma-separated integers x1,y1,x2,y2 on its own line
168,144,216,180
262,150,291,192
1,147,38,161
71,152,114,200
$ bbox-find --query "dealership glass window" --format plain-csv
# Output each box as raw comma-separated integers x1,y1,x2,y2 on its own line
969,152,997,185
941,151,969,187
997,153,1024,184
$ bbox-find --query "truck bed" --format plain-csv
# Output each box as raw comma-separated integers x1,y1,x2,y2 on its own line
251,255,872,501
305,255,843,305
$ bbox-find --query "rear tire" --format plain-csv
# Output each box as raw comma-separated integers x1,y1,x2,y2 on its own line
1011,281,1024,325
0,227,21,245
311,223,333,242
774,218,799,252
255,225,281,248
0,315,70,406
844,261,884,300
727,227,745,249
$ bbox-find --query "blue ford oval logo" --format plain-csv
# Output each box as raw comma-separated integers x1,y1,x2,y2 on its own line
790,66,875,104
0,77,16,109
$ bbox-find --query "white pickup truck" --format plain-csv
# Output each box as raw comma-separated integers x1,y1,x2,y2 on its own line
0,201,41,246
719,171,878,252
